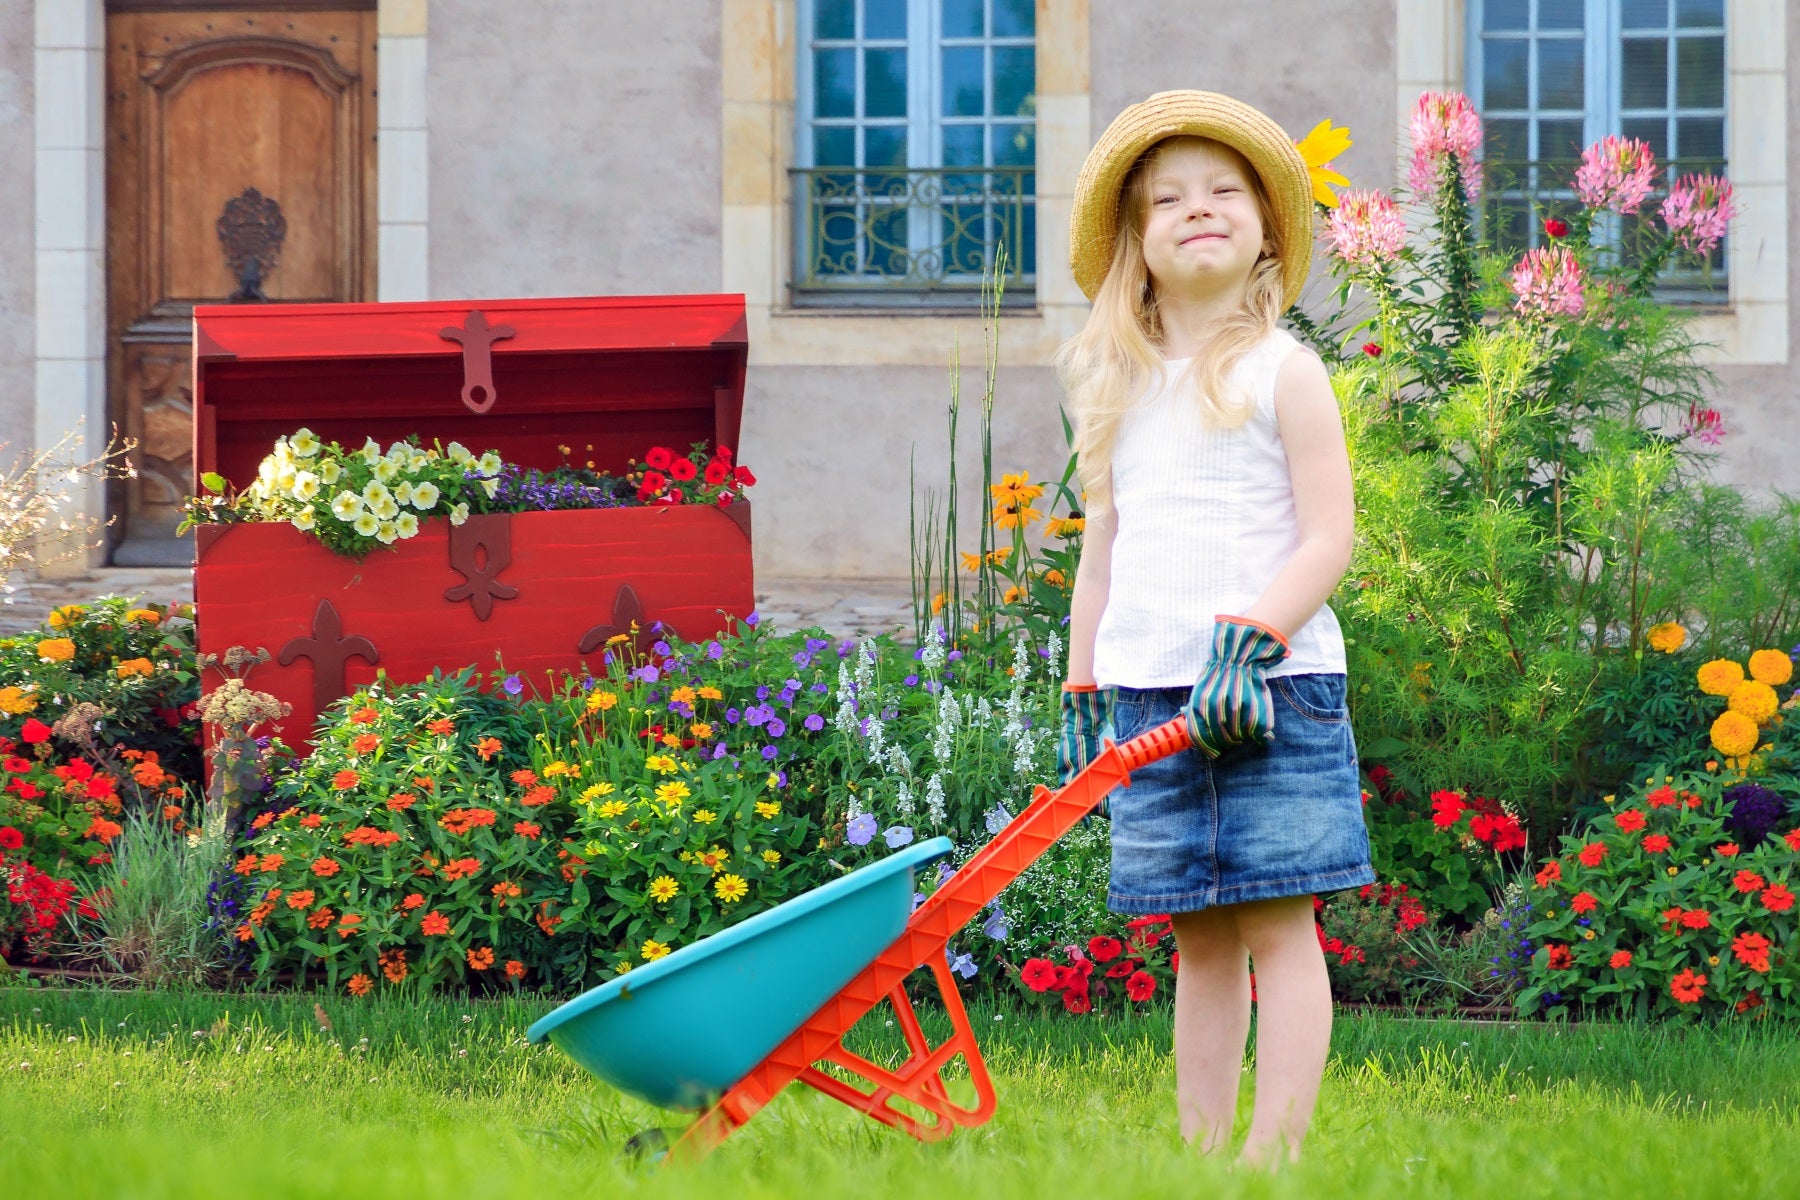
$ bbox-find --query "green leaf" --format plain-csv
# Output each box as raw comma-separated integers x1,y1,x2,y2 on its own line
200,471,228,493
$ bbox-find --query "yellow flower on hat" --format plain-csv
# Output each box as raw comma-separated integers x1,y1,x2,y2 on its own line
1294,119,1353,207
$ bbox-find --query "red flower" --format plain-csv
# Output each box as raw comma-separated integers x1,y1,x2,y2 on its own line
1578,842,1607,867
704,460,731,486
638,470,668,497
1660,905,1685,931
733,465,757,487
1609,950,1632,969
332,769,360,791
1732,930,1772,973
513,821,541,839
1543,216,1569,238
1761,884,1795,913
401,893,425,910
1569,891,1598,914
1669,968,1707,1005
1737,990,1765,1014
1679,908,1712,930
1715,842,1740,858
0,826,22,851
520,785,554,807
1125,970,1157,1001
3,756,30,773
1613,808,1646,833
1062,988,1092,1014
669,457,697,482
1645,785,1678,808
1104,959,1139,979
299,813,323,828
1086,936,1123,963
1430,790,1466,828
644,446,673,471
311,857,342,878
1534,860,1562,888
1642,833,1672,854
1785,829,1800,852
1020,958,1058,993
1545,943,1574,970
21,718,51,744
1488,814,1528,852
1733,869,1766,894
421,910,451,936
1395,895,1429,932
1362,342,1383,357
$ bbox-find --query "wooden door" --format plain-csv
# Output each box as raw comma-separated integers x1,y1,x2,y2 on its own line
106,3,376,563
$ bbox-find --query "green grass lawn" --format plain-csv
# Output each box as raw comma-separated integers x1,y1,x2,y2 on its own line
2,987,1795,1198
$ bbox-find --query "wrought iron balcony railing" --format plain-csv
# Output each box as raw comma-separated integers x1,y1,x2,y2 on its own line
789,166,1036,307
1477,157,1730,302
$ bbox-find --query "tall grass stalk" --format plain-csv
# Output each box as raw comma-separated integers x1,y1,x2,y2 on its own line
84,811,229,987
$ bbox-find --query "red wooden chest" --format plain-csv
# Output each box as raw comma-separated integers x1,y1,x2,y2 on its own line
191,293,754,748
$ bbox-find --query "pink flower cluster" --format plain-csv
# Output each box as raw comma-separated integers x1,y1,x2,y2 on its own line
1510,245,1587,318
1682,401,1727,446
1574,136,1659,215
1661,174,1735,256
1326,189,1407,268
1408,91,1482,197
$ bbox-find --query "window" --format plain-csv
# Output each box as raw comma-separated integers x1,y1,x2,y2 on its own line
793,0,1036,307
1468,0,1727,297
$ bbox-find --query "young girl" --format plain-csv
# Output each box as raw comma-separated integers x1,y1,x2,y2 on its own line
1053,92,1374,1165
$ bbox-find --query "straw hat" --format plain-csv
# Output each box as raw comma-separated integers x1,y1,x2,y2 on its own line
1070,90,1314,308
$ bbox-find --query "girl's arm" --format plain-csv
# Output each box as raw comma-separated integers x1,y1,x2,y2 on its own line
1064,495,1118,685
1239,349,1355,638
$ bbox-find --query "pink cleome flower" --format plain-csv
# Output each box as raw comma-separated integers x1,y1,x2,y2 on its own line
1510,245,1586,318
1326,189,1408,268
1408,91,1483,197
1661,174,1735,256
1574,136,1658,215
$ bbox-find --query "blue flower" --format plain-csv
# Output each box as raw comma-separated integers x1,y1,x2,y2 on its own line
807,637,830,654
947,650,963,662
948,950,977,980
846,813,877,845
724,706,741,724
755,685,771,701
773,770,788,788
982,903,1009,940
837,639,856,658
745,705,770,727
760,745,778,761
810,681,829,694
652,640,671,657
924,681,942,694
766,719,787,738
711,742,730,760
745,610,760,627
881,706,899,721
803,713,825,732
502,674,523,696
706,641,725,660
793,651,813,668
903,674,919,687
884,825,914,848
632,664,661,683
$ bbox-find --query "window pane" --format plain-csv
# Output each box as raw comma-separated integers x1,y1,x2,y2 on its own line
992,46,1035,118
942,46,985,116
1483,39,1529,109
814,48,856,117
1484,0,1528,31
868,207,910,276
864,123,907,167
993,0,1035,37
1485,117,1530,163
1676,37,1724,107
1676,117,1724,163
1536,0,1583,30
1621,38,1668,108
815,0,854,39
942,123,984,166
1622,116,1668,160
1621,0,1667,28
1676,0,1724,28
942,0,983,38
993,121,1034,166
863,0,906,40
814,125,855,166
1536,39,1584,109
1537,118,1584,162
864,47,907,116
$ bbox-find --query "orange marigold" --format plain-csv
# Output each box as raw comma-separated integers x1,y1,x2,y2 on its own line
467,946,495,971
1748,648,1794,686
1696,659,1745,696
1710,711,1759,758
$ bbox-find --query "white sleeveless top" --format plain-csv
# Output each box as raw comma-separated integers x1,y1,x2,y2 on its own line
1093,328,1347,688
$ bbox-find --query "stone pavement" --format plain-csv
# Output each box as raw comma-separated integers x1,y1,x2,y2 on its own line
1,568,918,641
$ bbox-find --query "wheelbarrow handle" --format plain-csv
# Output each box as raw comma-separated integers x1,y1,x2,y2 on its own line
1111,715,1193,774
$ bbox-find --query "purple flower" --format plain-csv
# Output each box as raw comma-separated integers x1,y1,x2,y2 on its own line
793,650,814,668
924,681,941,694
948,950,977,979
773,770,788,788
745,610,760,627
707,641,725,660
884,825,914,848
632,664,661,684
756,685,771,701
766,719,788,738
711,742,730,760
837,639,856,658
847,813,877,845
881,706,899,721
810,681,829,694
760,745,778,760
807,638,830,654
652,640,671,657
745,705,770,727
804,713,825,732
948,650,963,662
981,904,1009,941
502,674,523,696
903,674,919,687
858,717,871,738
725,707,742,724
913,647,926,661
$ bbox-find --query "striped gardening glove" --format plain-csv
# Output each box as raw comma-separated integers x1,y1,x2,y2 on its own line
1058,683,1115,788
1183,616,1291,759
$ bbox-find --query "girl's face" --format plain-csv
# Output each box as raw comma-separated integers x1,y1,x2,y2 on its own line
1137,138,1269,301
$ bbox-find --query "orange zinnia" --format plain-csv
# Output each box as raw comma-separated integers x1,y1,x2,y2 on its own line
476,737,501,760
233,853,260,876
510,769,538,787
441,857,482,881
379,948,409,983
299,813,323,828
520,786,554,807
306,906,335,929
426,718,455,735
351,733,380,756
258,853,285,873
350,706,378,725
332,769,361,791
467,946,495,971
421,910,450,936
386,793,416,812
401,892,426,910
336,913,362,938
311,857,342,877
286,888,316,909
513,821,541,839
504,959,526,979
1762,884,1795,913
1669,968,1707,1005
346,973,373,996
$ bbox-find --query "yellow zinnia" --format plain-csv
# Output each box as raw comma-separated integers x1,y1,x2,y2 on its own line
654,781,691,806
1728,680,1779,725
644,754,677,774
586,690,619,712
1710,710,1759,758
755,800,781,819
669,685,697,706
647,876,680,903
596,799,628,818
691,808,716,826
581,781,617,800
115,657,153,679
1696,659,1745,696
1293,119,1353,207
714,874,749,903
1748,649,1793,687
641,939,671,961
36,638,75,663
1646,622,1687,654
761,849,781,864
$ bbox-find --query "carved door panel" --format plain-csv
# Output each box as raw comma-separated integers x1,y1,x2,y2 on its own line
106,5,376,562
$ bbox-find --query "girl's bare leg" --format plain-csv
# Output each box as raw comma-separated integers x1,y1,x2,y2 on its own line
1230,894,1332,1165
1169,906,1252,1151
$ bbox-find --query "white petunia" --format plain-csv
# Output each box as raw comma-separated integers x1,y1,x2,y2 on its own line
361,481,392,507
372,495,400,521
409,453,429,471
291,471,320,502
353,512,380,537
387,441,411,460
319,459,342,485
394,512,420,539
446,441,472,464
410,481,440,509
373,459,399,484
289,429,320,457
375,521,399,544
449,502,470,526
359,438,383,465
393,481,414,507
292,508,316,532
476,451,503,476
330,491,364,522
480,477,500,500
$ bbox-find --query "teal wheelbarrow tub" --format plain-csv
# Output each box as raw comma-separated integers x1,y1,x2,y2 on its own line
527,836,954,1110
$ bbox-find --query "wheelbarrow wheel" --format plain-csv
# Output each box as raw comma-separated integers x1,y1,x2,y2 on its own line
623,1127,672,1162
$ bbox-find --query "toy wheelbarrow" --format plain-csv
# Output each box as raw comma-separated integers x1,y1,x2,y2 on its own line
527,715,1192,1161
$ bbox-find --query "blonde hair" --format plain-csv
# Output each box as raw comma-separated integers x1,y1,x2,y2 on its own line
1054,137,1287,513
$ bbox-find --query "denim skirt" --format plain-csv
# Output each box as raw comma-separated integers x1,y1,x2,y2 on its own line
1105,673,1375,915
